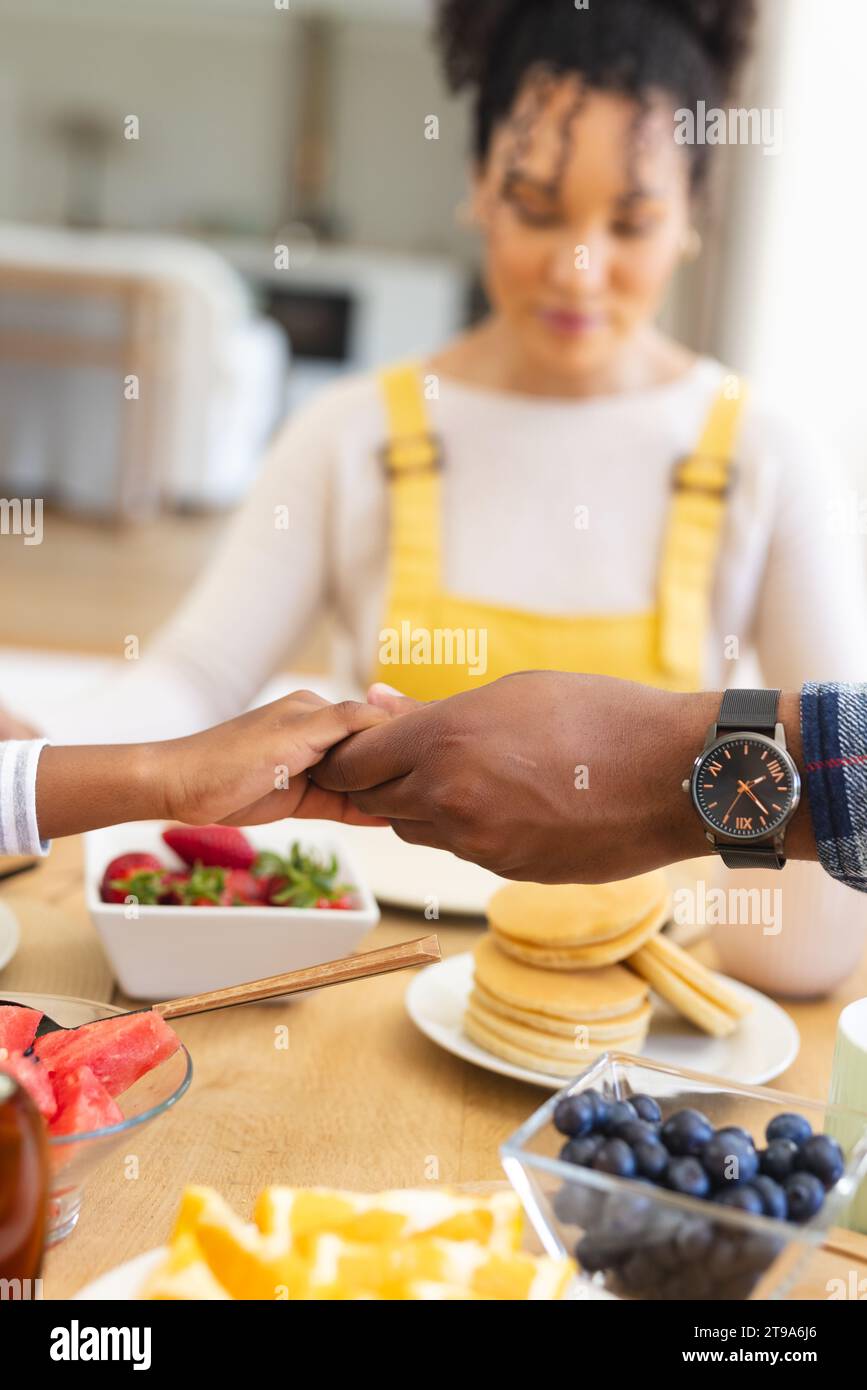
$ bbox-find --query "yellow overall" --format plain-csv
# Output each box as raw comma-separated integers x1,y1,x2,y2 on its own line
370,363,745,699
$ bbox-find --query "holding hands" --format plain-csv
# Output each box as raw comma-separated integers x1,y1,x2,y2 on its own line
311,673,721,882
27,672,812,883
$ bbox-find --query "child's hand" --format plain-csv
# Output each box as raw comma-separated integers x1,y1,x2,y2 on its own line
157,690,392,828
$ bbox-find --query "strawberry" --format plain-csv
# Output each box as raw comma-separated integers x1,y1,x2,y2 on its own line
314,894,355,910
159,871,192,905
170,865,229,906
101,853,166,905
225,869,269,905
162,825,256,870
253,844,354,909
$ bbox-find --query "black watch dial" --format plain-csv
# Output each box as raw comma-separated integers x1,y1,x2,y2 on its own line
692,734,799,839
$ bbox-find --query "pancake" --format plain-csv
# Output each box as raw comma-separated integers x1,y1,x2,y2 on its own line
463,1010,648,1078
473,934,649,1020
471,982,652,1039
627,935,750,1038
467,994,651,1060
486,872,670,948
491,896,669,970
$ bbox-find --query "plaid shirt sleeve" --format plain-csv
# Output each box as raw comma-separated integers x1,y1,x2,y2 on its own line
800,682,867,892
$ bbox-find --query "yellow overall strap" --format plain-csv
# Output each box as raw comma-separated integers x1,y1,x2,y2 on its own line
379,362,442,601
657,377,747,685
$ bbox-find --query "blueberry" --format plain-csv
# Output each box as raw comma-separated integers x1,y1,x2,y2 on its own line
751,1175,788,1221
554,1092,597,1138
559,1133,604,1167
795,1134,845,1190
602,1100,638,1135
666,1156,711,1199
766,1112,813,1147
586,1090,612,1132
784,1171,825,1223
716,1125,755,1148
661,1107,714,1157
630,1093,662,1124
592,1137,637,1178
713,1185,764,1215
760,1138,799,1183
553,1183,598,1227
610,1117,659,1147
673,1214,714,1262
702,1130,759,1187
633,1138,669,1181
598,1192,653,1237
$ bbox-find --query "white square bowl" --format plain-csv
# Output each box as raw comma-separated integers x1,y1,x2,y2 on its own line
84,820,380,1000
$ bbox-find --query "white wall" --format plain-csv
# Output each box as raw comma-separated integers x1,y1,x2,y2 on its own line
713,0,867,490
0,0,469,255
0,5,297,233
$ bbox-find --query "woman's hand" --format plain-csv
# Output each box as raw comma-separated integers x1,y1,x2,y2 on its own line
35,691,392,841
158,690,392,827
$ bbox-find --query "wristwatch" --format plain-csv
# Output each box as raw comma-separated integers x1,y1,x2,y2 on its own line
684,689,801,869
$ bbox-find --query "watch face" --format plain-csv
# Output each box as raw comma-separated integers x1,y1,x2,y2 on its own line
692,734,799,840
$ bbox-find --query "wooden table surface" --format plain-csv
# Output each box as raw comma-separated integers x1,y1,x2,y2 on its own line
3,837,867,1301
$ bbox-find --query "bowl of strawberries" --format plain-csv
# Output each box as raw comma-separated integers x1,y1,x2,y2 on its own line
85,821,379,1000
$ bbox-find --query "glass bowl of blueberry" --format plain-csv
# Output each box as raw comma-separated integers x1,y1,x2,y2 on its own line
501,1053,867,1301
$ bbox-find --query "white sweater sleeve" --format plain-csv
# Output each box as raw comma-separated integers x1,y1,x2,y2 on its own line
750,418,867,687
40,392,336,744
0,740,50,856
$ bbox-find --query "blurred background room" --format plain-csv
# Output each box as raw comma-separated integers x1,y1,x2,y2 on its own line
0,0,865,706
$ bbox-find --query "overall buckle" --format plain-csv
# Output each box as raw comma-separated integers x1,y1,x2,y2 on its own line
671,454,736,500
379,432,444,478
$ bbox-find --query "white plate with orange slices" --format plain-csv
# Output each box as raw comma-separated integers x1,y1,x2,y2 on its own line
72,1182,609,1301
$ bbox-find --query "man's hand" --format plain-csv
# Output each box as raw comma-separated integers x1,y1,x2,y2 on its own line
312,673,725,882
35,691,391,840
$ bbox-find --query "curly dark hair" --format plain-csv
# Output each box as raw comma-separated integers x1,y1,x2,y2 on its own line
434,0,757,183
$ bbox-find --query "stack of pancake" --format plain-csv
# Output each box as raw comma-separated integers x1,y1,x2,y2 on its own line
466,935,652,1077
465,871,750,1076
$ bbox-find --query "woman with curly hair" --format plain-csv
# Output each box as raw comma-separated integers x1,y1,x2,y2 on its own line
21,0,865,742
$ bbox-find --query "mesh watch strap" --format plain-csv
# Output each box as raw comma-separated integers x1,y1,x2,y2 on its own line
718,844,785,869
717,688,780,738
713,688,785,868
716,686,778,739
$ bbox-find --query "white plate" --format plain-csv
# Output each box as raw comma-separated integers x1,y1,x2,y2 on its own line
406,953,800,1090
70,1242,616,1301
73,1248,165,1300
0,900,21,972
320,823,507,916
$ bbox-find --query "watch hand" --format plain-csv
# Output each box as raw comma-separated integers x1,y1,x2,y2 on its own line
722,788,744,824
740,783,769,815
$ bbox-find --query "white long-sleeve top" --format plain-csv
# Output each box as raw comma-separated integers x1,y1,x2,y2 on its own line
41,356,867,744
0,741,50,856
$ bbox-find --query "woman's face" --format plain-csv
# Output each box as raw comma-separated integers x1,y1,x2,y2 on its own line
473,77,693,381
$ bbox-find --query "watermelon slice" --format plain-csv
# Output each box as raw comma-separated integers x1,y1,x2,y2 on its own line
0,1004,44,1053
35,1011,180,1099
0,1049,57,1121
50,1064,124,1137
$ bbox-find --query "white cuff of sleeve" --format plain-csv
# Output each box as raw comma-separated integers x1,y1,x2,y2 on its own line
0,739,51,857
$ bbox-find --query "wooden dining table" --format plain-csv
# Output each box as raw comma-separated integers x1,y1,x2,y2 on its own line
2,836,866,1301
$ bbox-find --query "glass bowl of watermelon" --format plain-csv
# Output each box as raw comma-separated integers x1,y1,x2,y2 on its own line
0,993,192,1245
